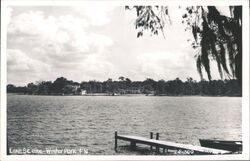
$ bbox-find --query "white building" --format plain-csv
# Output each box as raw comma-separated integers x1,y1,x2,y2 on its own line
80,89,87,95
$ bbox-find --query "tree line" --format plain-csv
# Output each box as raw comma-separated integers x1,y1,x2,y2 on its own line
7,77,241,96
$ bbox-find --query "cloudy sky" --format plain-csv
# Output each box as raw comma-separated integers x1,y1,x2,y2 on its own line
7,5,223,86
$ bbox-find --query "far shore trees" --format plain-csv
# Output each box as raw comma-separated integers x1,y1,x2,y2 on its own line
7,76,241,96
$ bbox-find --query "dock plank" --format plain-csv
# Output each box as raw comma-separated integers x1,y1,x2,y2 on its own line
117,135,231,154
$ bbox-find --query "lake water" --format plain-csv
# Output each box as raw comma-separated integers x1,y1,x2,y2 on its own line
7,95,242,155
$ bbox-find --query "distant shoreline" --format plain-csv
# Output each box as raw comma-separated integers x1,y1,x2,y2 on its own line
7,93,242,97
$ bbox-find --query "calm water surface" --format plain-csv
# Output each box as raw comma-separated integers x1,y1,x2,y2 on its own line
7,95,242,155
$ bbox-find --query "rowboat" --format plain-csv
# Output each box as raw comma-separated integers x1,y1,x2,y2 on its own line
199,139,242,152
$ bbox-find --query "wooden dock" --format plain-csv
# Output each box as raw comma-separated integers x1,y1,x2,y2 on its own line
114,132,231,155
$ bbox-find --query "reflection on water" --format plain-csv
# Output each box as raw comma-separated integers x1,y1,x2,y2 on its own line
7,95,241,155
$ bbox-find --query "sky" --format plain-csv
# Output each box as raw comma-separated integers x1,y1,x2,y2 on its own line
6,5,225,86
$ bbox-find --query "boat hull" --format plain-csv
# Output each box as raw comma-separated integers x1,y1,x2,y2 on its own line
199,139,242,152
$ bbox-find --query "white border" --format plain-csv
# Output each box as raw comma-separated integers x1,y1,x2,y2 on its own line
1,0,249,161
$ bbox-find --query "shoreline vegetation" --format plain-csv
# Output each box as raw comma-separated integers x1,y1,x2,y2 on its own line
7,76,242,97
7,93,242,97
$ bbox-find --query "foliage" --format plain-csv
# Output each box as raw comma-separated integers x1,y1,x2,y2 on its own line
125,6,242,84
125,6,171,38
7,77,242,96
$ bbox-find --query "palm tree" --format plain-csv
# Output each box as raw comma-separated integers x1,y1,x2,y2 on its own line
125,6,242,85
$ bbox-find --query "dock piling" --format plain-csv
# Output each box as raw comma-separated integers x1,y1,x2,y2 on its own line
150,132,153,152
156,133,160,153
7,137,9,155
115,131,118,151
130,141,136,150
156,133,159,140
150,132,153,139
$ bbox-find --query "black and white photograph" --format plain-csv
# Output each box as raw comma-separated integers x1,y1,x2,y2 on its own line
1,0,249,160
